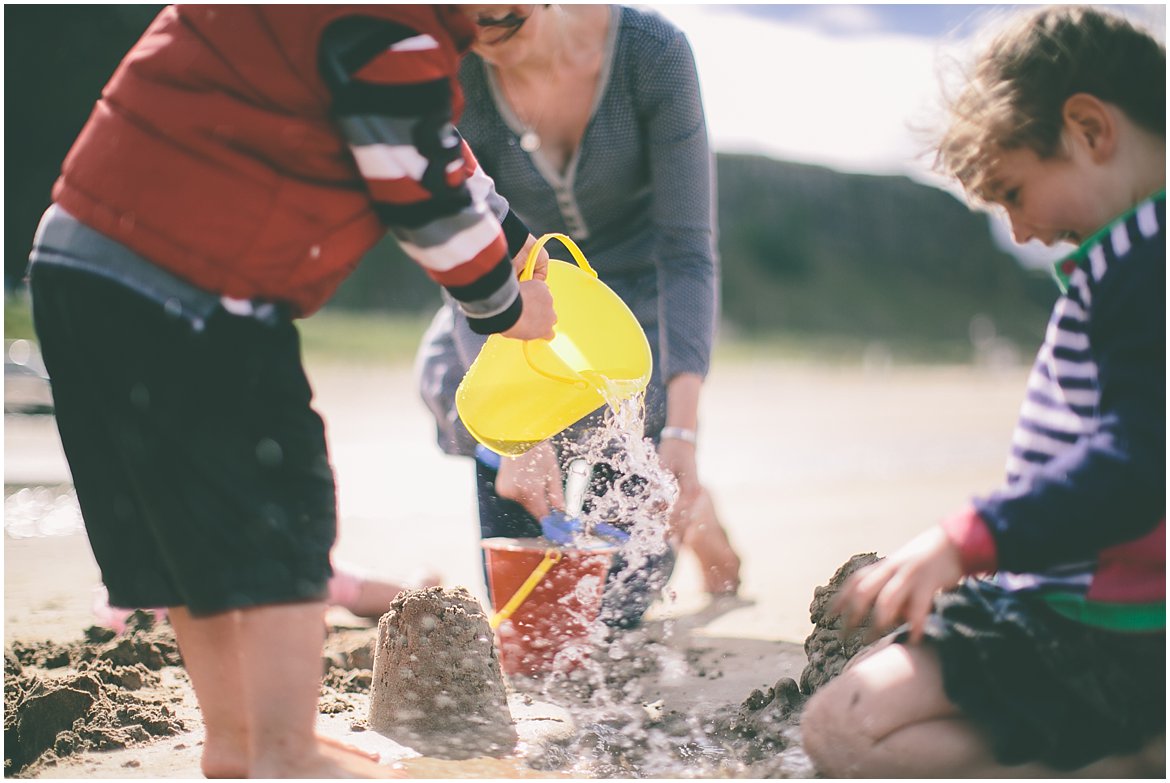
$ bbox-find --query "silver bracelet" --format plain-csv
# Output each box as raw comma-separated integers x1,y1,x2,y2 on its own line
660,426,697,445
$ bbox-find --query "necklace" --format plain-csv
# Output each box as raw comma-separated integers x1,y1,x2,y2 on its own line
520,128,541,153
497,42,560,155
499,69,549,153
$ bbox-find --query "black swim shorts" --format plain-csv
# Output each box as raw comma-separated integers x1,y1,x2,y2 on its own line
29,264,336,615
903,578,1166,770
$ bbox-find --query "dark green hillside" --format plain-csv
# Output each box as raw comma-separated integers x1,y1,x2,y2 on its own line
714,154,1056,346
328,153,1057,353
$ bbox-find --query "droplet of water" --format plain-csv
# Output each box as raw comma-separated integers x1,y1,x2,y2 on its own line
8,339,31,365
129,383,150,410
255,437,283,468
574,573,601,603
4,486,84,538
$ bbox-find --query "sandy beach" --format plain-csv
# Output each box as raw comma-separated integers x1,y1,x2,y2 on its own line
5,353,1029,777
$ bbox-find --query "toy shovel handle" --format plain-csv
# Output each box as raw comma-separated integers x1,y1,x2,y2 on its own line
521,233,598,281
489,549,563,629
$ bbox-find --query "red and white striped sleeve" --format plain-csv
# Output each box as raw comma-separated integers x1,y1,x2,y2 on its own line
320,14,530,334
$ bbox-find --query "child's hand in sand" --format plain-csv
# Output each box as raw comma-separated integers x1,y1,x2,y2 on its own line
833,525,963,643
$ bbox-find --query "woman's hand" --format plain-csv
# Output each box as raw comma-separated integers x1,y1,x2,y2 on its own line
495,440,564,520
659,372,703,541
833,525,964,643
658,436,700,543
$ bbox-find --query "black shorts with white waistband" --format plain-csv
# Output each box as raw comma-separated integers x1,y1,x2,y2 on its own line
29,263,336,615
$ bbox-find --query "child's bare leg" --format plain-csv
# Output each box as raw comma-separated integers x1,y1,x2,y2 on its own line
167,607,250,778
234,600,393,777
802,641,966,777
802,642,1162,778
173,601,393,778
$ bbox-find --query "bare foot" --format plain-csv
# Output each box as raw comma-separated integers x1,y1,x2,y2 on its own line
319,734,380,762
200,732,249,778
201,734,393,777
201,756,248,779
319,736,405,778
251,737,405,778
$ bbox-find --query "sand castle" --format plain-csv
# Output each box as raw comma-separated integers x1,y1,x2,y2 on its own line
368,586,517,760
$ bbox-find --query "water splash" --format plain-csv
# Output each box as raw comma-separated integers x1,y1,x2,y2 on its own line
563,392,678,563
4,486,84,538
498,391,817,777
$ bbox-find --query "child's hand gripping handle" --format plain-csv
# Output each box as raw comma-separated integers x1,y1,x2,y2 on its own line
520,234,598,388
521,233,598,281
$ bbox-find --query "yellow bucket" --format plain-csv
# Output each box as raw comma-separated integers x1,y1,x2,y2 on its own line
455,233,652,456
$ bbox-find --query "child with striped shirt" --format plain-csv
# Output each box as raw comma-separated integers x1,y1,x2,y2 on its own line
801,6,1164,777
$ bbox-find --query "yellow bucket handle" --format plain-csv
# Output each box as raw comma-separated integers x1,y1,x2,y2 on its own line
520,233,597,389
520,232,598,282
489,548,563,630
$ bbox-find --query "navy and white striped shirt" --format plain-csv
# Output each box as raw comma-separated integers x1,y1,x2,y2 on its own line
974,193,1165,624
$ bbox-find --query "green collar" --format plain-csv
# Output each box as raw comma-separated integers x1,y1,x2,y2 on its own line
1051,189,1166,293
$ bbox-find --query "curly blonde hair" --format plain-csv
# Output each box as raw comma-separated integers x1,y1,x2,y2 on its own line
935,5,1164,200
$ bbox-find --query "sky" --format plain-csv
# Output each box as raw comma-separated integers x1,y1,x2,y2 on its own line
648,3,1166,265
651,3,1164,180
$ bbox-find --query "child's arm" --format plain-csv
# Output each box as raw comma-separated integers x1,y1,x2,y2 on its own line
317,15,553,339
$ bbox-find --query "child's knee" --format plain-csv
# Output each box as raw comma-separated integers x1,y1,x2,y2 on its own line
800,689,835,769
801,677,870,776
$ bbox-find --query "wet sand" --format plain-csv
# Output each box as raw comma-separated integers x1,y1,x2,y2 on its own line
4,355,1029,777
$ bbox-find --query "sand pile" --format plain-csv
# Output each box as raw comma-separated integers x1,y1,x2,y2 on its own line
800,552,881,694
368,586,517,760
698,552,880,775
3,612,186,776
3,555,881,777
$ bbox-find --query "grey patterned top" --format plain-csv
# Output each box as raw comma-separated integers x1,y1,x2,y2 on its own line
417,5,719,456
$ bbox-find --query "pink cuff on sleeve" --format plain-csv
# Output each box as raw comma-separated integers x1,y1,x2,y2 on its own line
941,506,998,575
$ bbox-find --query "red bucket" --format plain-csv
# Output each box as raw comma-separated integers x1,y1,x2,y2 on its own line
482,537,616,677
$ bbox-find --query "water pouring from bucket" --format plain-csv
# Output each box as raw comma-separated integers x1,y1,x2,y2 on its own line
455,233,652,457
448,238,702,761
461,233,657,675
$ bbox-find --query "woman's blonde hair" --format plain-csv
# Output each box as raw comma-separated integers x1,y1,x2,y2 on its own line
935,5,1164,200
